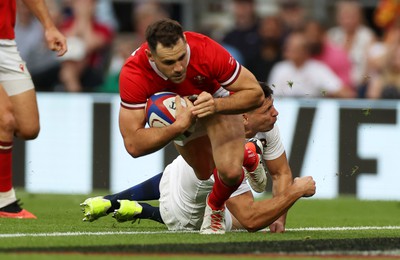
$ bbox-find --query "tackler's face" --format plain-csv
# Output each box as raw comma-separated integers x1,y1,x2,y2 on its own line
148,38,189,84
244,96,279,136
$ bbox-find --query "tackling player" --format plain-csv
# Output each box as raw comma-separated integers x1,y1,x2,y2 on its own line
118,18,264,234
81,83,316,232
0,0,67,219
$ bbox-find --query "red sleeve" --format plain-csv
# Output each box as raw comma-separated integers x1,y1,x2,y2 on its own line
119,47,150,109
201,35,241,87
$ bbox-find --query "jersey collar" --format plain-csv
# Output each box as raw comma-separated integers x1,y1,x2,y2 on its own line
148,43,191,81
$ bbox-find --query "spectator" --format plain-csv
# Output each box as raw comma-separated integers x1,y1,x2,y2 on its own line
366,43,400,99
277,0,307,39
366,0,400,79
222,0,261,75
374,0,400,32
327,0,376,96
58,0,114,92
130,2,169,49
15,0,62,91
94,0,118,32
268,31,356,98
98,1,169,93
304,18,354,90
247,15,284,82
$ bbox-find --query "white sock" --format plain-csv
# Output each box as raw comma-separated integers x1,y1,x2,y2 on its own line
0,188,16,208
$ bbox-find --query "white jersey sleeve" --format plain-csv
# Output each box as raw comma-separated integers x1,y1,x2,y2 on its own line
254,125,285,161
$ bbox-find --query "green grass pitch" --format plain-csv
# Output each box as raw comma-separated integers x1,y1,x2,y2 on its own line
0,190,399,260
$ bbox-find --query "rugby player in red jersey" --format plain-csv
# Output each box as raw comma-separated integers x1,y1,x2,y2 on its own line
119,18,264,234
0,0,67,219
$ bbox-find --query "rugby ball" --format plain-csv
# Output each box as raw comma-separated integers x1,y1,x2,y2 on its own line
145,92,182,127
145,92,194,142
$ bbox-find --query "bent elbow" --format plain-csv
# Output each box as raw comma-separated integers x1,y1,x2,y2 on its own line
130,152,141,158
243,223,260,233
125,144,142,158
240,217,262,233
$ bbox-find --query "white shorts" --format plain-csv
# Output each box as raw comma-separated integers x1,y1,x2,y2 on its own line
158,156,250,231
0,40,34,96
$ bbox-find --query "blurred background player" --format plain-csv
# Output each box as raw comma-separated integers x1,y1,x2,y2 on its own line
0,0,67,218
14,0,63,91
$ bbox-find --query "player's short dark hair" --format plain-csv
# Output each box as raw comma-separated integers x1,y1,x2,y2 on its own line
145,18,185,53
258,81,274,98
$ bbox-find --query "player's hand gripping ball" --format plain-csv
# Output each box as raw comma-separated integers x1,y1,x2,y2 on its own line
145,92,194,141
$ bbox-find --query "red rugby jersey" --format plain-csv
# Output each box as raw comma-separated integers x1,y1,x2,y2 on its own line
0,0,16,40
119,32,241,109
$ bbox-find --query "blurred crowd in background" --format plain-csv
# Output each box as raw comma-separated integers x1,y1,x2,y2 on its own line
14,0,400,99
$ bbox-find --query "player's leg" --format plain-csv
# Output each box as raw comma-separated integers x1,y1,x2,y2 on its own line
9,88,40,139
0,84,17,214
104,173,162,208
205,114,245,206
81,173,163,222
109,173,164,223
200,114,246,234
112,200,163,224
0,83,38,219
174,135,214,180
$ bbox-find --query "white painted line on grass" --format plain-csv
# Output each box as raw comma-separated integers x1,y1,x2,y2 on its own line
286,226,400,232
1,226,400,238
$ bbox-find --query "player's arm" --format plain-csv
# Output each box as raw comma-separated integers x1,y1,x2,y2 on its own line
119,96,194,157
22,0,67,56
264,152,294,233
192,67,264,118
226,176,316,232
220,66,264,112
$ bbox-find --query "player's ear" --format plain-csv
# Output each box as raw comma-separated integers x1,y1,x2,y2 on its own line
145,49,155,61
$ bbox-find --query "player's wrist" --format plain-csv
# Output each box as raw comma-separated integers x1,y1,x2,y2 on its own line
169,122,189,138
213,98,221,113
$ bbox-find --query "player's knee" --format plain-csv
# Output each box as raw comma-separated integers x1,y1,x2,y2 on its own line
218,165,243,185
16,124,40,140
0,106,17,134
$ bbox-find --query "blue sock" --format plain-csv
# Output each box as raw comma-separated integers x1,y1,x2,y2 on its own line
104,172,162,213
136,203,163,224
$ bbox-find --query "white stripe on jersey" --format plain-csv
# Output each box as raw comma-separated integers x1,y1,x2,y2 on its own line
0,144,12,150
120,101,145,109
220,60,240,86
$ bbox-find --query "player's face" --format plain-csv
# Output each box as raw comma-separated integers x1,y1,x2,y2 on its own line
245,97,278,136
152,38,189,84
